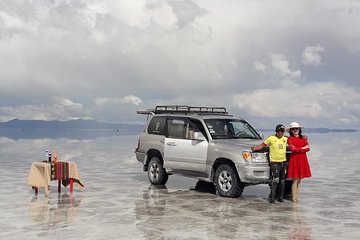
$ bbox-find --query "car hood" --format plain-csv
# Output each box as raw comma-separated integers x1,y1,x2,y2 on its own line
212,138,264,150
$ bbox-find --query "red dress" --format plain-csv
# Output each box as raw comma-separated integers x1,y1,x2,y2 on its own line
287,136,312,179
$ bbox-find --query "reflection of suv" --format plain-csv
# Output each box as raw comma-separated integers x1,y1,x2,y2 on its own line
135,106,269,198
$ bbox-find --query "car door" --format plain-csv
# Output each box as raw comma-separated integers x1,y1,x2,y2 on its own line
164,117,208,173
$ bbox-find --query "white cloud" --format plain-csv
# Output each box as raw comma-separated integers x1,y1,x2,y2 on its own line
0,1,359,128
233,82,360,126
252,60,267,74
252,53,302,88
302,45,325,66
123,95,143,105
0,11,24,29
94,95,143,106
53,97,83,108
270,53,301,79
252,54,301,81
0,97,91,121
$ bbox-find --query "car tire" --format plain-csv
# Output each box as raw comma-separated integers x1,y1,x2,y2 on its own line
148,157,169,185
215,164,243,198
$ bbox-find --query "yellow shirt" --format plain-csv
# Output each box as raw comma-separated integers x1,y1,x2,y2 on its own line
264,135,288,162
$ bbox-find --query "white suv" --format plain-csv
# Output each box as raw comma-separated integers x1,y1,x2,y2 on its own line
135,106,269,198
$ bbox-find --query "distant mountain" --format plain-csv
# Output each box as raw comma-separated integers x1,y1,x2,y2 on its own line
0,119,144,140
0,119,357,133
0,119,357,140
0,118,140,129
258,127,357,133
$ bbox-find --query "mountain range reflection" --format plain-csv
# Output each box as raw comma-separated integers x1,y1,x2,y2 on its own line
0,127,142,140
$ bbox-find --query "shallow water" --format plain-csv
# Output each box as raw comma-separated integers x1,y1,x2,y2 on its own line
0,130,359,239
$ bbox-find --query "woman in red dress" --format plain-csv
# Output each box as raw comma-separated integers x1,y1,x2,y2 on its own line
287,122,312,202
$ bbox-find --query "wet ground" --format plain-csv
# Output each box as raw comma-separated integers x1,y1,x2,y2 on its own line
0,131,359,239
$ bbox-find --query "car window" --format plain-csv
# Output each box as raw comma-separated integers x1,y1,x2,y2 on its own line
148,116,166,135
205,119,261,139
167,118,198,140
189,118,208,140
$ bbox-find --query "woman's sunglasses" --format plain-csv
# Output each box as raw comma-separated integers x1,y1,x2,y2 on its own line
291,128,299,131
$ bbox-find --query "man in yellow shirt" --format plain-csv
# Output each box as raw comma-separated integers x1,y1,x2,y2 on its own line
251,124,287,203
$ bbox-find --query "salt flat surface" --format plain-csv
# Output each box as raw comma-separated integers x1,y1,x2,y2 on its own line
0,131,359,239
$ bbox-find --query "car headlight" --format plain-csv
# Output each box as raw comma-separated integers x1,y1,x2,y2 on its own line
242,151,268,163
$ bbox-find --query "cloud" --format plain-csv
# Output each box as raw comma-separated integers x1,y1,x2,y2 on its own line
270,53,301,79
302,45,325,66
0,1,359,128
252,60,267,74
0,97,91,121
233,82,360,126
0,11,25,29
167,0,207,28
252,53,302,89
94,95,143,106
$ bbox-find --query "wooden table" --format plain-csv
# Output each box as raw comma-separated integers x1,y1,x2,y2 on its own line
27,161,84,195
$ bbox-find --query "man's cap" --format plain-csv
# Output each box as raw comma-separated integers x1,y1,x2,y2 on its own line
275,124,285,132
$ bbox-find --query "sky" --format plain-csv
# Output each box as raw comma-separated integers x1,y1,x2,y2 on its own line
0,0,359,129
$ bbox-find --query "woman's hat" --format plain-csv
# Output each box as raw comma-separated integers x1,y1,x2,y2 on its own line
287,122,303,131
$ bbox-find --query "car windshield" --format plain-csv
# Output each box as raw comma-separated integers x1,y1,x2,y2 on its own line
204,119,261,140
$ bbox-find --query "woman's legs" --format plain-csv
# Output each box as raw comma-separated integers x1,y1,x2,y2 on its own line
291,179,297,201
291,179,301,202
297,179,301,199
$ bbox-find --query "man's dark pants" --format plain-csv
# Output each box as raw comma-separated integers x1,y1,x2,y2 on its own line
269,162,287,202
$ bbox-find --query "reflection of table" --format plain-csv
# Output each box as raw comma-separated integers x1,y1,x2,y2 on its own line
28,193,81,226
27,161,84,195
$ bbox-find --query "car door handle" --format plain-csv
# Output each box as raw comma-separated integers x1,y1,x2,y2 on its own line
167,142,176,146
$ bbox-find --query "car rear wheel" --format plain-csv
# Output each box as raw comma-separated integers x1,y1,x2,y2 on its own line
148,157,169,185
215,164,243,198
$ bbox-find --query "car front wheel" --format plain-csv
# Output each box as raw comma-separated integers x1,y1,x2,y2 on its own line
148,157,169,185
215,164,243,198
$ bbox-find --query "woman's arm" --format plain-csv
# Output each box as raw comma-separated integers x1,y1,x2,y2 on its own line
300,144,310,153
288,138,310,153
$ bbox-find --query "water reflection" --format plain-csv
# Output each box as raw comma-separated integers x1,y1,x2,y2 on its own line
28,193,81,228
0,132,359,239
135,185,169,239
289,204,312,240
134,182,315,239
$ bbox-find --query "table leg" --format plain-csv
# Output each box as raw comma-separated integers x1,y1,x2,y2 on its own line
32,187,38,195
70,178,74,193
69,192,73,207
58,180,61,193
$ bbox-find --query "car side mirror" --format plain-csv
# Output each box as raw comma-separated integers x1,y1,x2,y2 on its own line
193,132,206,141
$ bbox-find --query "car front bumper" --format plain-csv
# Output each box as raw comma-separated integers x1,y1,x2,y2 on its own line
236,163,270,183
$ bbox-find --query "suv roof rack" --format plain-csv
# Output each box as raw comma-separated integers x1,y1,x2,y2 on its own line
137,105,228,115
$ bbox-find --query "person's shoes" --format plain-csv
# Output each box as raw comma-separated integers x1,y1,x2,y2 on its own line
278,198,284,202
268,198,275,203
284,195,292,200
